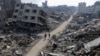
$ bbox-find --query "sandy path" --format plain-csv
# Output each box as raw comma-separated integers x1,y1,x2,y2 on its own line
25,15,74,56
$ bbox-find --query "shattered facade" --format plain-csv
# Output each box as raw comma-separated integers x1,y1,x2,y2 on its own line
11,3,49,32
0,0,21,26
78,1,100,15
78,2,86,14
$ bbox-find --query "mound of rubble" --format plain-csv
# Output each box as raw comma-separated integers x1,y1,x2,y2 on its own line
0,34,40,56
40,16,100,56
48,13,70,30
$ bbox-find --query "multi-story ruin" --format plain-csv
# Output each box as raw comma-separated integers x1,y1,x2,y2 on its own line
11,3,49,33
0,0,21,26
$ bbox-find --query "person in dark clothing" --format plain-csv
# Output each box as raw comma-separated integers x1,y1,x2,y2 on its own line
44,33,47,40
48,33,51,40
52,42,58,52
49,33,50,38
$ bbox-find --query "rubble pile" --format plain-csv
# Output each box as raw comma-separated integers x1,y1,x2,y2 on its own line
67,16,93,31
0,34,40,56
41,16,100,56
49,13,70,30
59,17,100,43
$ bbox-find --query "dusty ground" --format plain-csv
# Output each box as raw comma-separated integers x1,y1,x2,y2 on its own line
25,14,74,56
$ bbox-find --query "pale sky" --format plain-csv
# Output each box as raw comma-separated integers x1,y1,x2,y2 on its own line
21,0,99,6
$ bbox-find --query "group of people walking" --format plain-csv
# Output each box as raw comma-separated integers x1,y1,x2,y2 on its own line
44,32,51,40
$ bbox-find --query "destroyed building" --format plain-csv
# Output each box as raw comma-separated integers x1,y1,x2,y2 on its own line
0,0,21,26
41,13,100,56
9,3,49,33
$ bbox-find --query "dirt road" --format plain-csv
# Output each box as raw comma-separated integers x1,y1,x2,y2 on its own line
25,15,74,56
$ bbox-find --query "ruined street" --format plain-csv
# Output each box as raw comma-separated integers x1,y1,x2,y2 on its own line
0,0,100,56
25,14,74,56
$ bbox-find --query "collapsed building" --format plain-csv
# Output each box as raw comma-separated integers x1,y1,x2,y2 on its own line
8,3,49,33
0,34,40,56
0,0,21,27
40,15,100,56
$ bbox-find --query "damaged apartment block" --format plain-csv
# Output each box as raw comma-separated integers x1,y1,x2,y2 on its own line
9,3,49,33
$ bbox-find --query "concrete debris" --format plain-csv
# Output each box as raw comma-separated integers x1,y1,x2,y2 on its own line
48,13,70,30
41,15,100,56
0,0,100,56
0,34,40,56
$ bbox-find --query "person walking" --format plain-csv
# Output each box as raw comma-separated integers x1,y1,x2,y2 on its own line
48,33,51,40
44,33,47,41
48,33,50,38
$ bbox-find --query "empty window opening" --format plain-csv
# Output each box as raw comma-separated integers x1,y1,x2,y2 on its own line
24,16,28,19
16,4,20,7
13,15,17,18
25,9,30,13
15,9,19,13
33,10,37,13
31,16,35,20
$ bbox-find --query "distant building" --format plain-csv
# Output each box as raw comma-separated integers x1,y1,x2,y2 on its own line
48,5,72,15
12,3,49,31
86,6,94,14
78,2,98,14
42,0,51,15
42,0,48,8
94,1,100,13
78,2,86,14
94,1,100,6
42,1,77,15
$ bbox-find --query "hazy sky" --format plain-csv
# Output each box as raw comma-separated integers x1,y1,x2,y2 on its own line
21,0,99,6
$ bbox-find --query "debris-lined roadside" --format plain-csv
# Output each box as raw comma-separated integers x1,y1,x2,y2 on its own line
0,0,100,56
40,15,100,56
0,33,41,56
